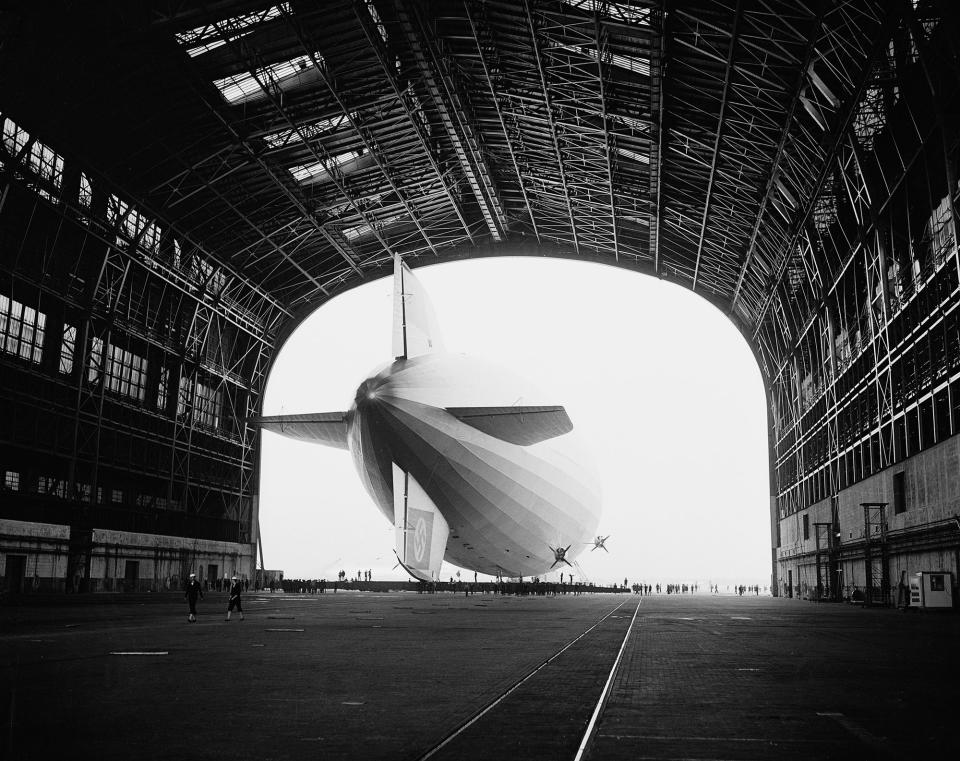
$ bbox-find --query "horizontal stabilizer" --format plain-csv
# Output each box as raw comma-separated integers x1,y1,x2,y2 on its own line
446,406,573,446
248,413,349,450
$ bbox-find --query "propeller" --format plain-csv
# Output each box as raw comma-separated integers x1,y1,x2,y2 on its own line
590,535,610,552
549,544,573,568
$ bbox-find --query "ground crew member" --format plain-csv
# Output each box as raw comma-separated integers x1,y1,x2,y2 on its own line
226,576,245,621
185,572,203,622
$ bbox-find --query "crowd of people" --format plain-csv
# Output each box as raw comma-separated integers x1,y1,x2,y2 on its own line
179,569,770,621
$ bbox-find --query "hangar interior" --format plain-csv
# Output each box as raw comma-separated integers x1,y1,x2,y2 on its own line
1,0,959,601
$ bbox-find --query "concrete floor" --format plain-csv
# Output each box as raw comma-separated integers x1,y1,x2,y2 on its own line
1,592,957,760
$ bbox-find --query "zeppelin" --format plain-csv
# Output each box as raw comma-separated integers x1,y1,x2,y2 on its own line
252,256,602,581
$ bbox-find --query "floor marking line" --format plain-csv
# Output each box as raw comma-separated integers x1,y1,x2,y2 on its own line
109,651,169,656
573,598,642,761
818,712,891,755
416,599,630,761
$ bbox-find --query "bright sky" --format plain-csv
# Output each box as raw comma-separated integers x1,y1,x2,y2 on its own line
260,256,771,588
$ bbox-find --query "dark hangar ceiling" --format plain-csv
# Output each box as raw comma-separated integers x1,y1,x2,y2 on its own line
0,0,928,378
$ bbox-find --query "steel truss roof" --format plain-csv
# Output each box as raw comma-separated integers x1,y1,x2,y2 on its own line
0,0,910,377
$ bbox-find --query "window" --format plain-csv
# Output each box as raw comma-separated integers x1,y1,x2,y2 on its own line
289,149,362,183
177,374,192,417
88,337,148,402
563,0,651,25
194,380,223,429
112,489,124,504
103,344,148,401
365,0,388,43
2,117,29,155
88,336,104,383
60,324,77,374
893,471,906,514
615,145,650,164
175,3,290,57
158,367,169,412
213,53,321,104
261,112,354,149
802,513,810,540
27,140,65,198
4,471,19,491
0,294,46,364
37,476,66,498
79,172,94,207
343,212,404,241
195,258,228,296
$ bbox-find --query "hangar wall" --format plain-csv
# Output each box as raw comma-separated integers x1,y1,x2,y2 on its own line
0,112,272,594
770,14,960,601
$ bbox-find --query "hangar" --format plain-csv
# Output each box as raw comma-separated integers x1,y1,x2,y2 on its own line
1,0,958,602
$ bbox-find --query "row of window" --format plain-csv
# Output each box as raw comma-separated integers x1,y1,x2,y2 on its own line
777,381,958,518
0,294,45,364
1,118,64,202
3,470,180,510
2,291,225,428
2,114,233,301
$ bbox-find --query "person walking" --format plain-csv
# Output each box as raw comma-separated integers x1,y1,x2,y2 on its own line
225,576,245,621
185,572,203,622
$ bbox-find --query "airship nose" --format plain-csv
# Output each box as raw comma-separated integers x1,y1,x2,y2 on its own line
354,377,386,408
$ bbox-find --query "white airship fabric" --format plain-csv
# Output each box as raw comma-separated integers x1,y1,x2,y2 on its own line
392,464,449,581
392,253,445,360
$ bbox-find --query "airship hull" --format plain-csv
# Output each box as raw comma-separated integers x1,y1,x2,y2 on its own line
349,353,601,578
253,254,603,581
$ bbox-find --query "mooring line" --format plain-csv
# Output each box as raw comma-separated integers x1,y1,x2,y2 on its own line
573,598,642,761
416,598,630,761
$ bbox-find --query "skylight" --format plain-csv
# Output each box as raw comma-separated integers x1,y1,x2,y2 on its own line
616,145,649,164
610,112,651,134
289,149,363,183
262,113,355,149
563,0,651,26
175,4,290,57
343,212,405,240
579,45,650,77
213,53,321,104
365,0,388,44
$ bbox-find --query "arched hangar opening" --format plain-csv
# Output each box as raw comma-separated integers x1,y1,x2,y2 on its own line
259,255,771,586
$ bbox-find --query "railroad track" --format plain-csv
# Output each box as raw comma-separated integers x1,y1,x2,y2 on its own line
416,597,642,761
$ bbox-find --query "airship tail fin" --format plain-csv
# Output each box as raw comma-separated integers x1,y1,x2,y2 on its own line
393,464,449,581
445,405,573,445
248,412,349,450
393,253,444,360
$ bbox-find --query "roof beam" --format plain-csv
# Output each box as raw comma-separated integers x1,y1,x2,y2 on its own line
650,1,666,274
352,0,476,246
523,0,581,255
280,6,441,257
594,11,621,262
464,1,541,244
750,15,896,341
691,0,742,293
729,13,824,314
395,0,506,242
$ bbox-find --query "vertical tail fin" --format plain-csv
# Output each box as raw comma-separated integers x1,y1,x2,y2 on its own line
392,253,444,360
392,464,449,581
